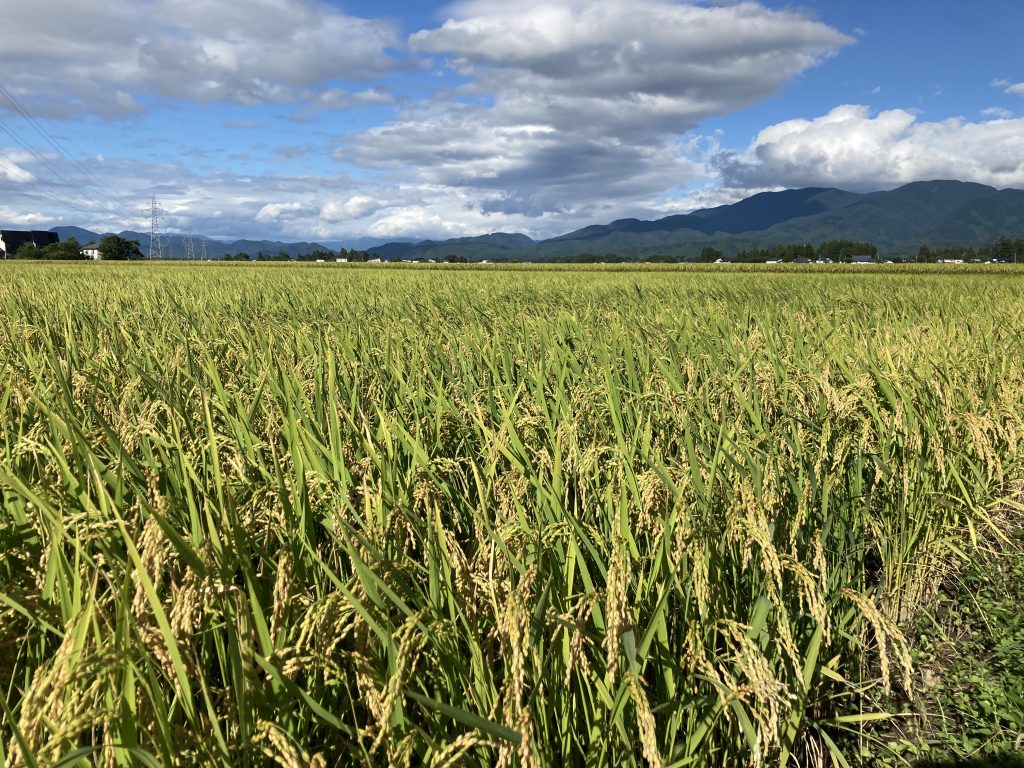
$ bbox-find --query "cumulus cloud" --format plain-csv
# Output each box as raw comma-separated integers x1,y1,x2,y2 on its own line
320,195,384,221
0,0,402,118
718,105,1024,190
347,0,851,218
0,204,48,226
255,202,311,222
412,0,849,119
0,150,35,183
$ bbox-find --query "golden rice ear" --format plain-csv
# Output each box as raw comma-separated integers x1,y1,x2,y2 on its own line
630,675,663,768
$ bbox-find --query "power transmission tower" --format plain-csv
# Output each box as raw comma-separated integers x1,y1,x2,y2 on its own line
201,239,207,260
146,197,165,260
185,225,195,261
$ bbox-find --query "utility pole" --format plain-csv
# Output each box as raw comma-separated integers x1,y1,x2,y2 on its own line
146,196,164,260
185,225,195,261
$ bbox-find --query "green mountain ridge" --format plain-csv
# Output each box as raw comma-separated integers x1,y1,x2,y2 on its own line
25,180,1024,261
373,180,1024,260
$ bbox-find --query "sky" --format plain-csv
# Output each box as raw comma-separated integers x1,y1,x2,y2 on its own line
1,0,1023,245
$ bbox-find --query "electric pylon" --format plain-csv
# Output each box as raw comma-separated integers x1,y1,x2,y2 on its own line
146,197,164,260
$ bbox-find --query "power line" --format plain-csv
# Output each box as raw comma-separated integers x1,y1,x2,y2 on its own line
0,121,123,217
0,145,125,219
0,81,128,210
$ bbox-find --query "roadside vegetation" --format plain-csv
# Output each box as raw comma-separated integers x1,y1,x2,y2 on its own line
1,262,1022,766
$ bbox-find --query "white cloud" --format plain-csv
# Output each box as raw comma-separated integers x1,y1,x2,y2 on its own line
994,79,1024,96
255,201,310,222
718,105,1024,190
0,204,48,226
320,195,383,221
982,107,1013,119
313,88,394,111
0,0,402,118
345,0,850,220
0,149,35,183
409,1,851,139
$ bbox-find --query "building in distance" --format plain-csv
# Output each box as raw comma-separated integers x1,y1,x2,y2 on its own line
0,230,58,258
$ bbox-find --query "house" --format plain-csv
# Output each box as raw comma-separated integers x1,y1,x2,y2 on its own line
794,256,812,264
0,229,58,258
850,254,875,264
82,242,101,260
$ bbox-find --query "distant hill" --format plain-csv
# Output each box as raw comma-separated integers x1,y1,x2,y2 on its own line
47,227,337,260
32,180,1024,262
374,232,535,261
548,187,862,243
370,180,1024,261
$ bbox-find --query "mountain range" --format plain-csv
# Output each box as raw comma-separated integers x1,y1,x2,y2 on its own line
370,180,1024,261
44,227,337,261
29,180,1024,261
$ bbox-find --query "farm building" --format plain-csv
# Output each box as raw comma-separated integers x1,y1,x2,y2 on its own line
81,242,102,260
0,230,58,258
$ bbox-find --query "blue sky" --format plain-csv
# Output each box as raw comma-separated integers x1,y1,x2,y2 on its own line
1,0,1022,244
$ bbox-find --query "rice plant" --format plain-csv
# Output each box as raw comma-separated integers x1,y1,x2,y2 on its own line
1,262,1022,766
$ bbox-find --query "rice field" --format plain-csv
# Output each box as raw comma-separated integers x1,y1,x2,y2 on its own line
1,262,1023,767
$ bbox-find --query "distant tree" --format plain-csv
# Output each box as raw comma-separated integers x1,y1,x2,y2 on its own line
38,236,83,260
444,253,468,263
818,239,877,262
98,235,144,260
225,252,250,261
993,236,1020,262
698,246,722,262
12,242,39,259
916,244,934,263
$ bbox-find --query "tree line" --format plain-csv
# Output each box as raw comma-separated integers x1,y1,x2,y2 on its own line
734,241,877,262
916,236,1024,262
7,235,144,260
549,241,878,264
225,248,383,262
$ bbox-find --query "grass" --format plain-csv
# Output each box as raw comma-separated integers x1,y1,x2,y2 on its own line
1,261,1023,767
